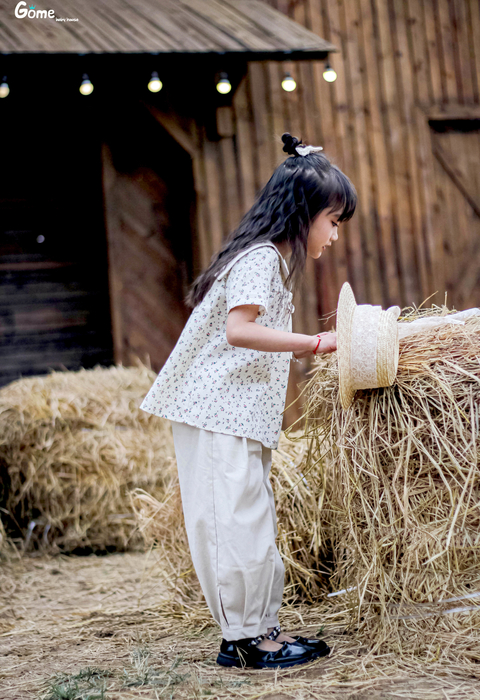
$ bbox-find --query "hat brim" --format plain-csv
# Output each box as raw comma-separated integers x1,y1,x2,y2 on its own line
336,282,357,410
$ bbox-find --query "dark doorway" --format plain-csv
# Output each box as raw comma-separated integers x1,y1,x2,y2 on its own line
0,85,114,387
101,100,197,371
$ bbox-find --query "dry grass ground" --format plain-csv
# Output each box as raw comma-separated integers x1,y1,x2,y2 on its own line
1,551,480,700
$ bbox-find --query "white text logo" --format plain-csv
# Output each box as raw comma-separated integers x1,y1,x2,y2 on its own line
15,2,55,19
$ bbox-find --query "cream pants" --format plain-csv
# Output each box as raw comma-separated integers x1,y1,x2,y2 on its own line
170,420,285,641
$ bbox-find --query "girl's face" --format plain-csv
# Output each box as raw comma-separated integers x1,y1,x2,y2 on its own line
307,206,342,259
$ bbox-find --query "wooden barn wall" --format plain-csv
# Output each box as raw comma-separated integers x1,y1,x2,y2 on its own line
260,0,480,318
186,0,480,428
195,0,480,313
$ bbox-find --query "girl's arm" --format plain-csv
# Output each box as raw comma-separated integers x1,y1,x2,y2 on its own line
226,305,336,356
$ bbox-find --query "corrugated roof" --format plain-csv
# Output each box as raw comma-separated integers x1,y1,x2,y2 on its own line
0,0,336,55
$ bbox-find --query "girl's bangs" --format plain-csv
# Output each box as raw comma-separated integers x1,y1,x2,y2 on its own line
325,169,357,222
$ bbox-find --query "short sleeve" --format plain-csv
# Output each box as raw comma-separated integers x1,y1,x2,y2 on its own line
225,247,277,318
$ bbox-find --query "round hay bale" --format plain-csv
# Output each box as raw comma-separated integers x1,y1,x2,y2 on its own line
0,362,176,554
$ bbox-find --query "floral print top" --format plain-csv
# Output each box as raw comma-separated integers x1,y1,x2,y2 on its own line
139,243,296,449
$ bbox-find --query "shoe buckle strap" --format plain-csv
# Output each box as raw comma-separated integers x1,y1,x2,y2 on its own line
266,625,281,641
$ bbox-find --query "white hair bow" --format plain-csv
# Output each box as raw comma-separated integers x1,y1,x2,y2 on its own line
295,144,323,156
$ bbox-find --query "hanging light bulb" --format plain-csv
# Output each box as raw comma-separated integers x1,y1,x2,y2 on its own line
216,72,231,94
0,76,10,98
148,71,162,92
281,72,296,92
79,73,94,95
323,61,337,83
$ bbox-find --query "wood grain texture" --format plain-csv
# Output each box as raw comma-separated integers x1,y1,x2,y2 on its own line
0,0,336,53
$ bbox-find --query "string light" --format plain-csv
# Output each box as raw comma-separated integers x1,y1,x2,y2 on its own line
323,61,337,82
0,76,10,98
216,72,231,94
281,72,296,92
148,71,162,92
79,73,94,95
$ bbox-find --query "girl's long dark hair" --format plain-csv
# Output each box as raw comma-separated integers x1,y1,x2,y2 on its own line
185,133,357,309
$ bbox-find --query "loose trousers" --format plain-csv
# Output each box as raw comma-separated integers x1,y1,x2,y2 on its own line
170,420,285,641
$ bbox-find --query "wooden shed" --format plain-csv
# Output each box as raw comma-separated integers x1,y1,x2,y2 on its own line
0,0,335,428
2,0,480,431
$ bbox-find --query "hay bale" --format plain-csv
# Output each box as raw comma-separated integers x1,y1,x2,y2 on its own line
0,362,176,553
294,304,480,653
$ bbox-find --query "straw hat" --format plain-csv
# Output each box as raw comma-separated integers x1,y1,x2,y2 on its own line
336,282,401,409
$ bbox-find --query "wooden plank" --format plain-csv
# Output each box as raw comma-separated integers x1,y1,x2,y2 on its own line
0,7,88,52
426,104,480,120
101,143,123,364
266,62,288,163
445,131,468,301
432,139,480,217
59,0,140,51
228,0,337,51
414,107,446,302
392,0,430,303
202,139,224,254
359,0,401,306
94,0,180,51
436,0,458,103
453,134,480,303
123,282,188,345
422,0,444,104
404,0,430,108
299,60,320,145
142,103,199,158
375,0,418,307
0,347,109,373
345,0,383,306
262,62,281,168
11,304,92,332
233,74,257,213
0,25,27,52
216,106,234,138
440,156,463,305
289,0,323,337
307,1,350,302
191,152,211,272
292,0,317,144
466,0,480,104
324,0,364,308
154,0,253,51
452,0,475,104
182,0,284,50
249,62,273,187
335,0,362,303
219,133,242,237
326,0,355,307
0,289,98,307
0,260,76,272
124,0,220,51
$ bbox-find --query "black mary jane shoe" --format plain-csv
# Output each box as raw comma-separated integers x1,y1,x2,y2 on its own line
267,625,330,657
216,633,322,669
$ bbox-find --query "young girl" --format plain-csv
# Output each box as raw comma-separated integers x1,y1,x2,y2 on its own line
140,133,357,669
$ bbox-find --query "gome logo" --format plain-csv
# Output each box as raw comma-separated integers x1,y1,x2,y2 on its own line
14,2,55,18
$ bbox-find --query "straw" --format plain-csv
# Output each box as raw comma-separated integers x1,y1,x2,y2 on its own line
0,361,175,555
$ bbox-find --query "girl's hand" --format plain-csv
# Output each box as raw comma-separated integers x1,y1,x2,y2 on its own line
316,332,337,354
293,332,337,359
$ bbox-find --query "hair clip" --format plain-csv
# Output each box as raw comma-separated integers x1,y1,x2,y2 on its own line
295,144,324,156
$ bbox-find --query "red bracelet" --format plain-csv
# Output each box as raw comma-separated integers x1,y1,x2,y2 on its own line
313,335,322,355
